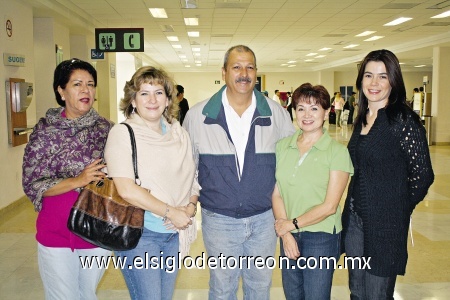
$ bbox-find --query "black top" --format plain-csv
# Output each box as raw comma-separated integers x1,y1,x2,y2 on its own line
179,98,189,125
342,107,434,276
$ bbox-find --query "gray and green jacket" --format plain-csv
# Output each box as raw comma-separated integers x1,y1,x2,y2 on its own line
183,86,295,218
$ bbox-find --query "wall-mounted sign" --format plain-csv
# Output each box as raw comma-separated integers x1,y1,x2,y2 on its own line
91,49,104,60
95,28,144,52
3,53,25,66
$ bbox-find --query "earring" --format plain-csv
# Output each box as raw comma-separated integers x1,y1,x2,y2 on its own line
132,107,136,114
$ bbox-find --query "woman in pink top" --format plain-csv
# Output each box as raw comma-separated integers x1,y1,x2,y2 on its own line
22,59,113,299
332,92,345,127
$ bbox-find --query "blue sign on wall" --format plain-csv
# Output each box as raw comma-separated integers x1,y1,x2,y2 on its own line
91,49,104,60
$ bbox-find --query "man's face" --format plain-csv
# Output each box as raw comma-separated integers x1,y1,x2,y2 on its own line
222,49,257,97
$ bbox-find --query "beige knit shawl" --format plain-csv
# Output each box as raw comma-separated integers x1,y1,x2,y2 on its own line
105,114,199,257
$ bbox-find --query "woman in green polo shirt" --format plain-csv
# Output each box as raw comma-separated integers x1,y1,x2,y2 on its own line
272,83,353,300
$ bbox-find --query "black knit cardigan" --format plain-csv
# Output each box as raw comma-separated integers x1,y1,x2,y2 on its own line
342,108,434,277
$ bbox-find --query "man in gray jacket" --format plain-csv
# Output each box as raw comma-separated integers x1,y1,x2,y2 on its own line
183,45,295,299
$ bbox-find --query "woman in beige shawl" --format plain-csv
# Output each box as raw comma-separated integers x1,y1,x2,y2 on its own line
104,66,199,300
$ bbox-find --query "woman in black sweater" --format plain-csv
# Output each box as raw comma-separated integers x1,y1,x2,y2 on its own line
342,49,434,299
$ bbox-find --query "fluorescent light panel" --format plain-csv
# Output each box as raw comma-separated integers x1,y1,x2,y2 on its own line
287,60,297,63
184,18,199,25
288,65,296,67
414,65,426,67
149,8,168,18
431,10,450,18
364,36,384,41
319,47,332,51
343,44,359,48
306,53,317,56
315,55,326,58
167,36,178,42
384,17,412,26
355,31,376,37
188,31,200,37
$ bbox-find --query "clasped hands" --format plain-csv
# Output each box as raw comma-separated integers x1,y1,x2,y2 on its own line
163,204,196,231
275,218,300,260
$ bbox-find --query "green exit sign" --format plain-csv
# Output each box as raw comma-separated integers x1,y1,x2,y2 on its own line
95,28,144,52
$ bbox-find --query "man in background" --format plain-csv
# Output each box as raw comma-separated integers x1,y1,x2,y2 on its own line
176,84,189,125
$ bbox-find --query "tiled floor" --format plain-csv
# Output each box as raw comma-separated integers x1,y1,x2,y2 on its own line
1,123,449,299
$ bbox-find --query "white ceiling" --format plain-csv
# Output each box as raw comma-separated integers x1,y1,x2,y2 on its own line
23,0,450,73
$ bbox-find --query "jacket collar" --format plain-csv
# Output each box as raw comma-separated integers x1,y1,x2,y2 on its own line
202,85,272,119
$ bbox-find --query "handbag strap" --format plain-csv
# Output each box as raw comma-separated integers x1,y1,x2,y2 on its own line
121,122,141,186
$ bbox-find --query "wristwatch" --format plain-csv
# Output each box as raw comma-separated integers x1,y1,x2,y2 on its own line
292,218,299,230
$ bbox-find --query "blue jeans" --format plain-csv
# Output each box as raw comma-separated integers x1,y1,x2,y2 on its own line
280,230,340,300
344,212,397,300
201,208,277,300
115,228,179,300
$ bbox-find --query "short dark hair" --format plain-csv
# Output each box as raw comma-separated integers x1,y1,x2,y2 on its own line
223,45,256,69
292,83,330,110
176,85,184,95
275,89,279,93
53,58,97,107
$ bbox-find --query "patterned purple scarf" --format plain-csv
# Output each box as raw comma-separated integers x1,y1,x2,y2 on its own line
22,107,113,211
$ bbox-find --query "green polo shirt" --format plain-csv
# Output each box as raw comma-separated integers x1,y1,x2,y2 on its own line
275,129,353,234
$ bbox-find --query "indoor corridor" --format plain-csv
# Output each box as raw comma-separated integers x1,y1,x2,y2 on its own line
1,123,449,300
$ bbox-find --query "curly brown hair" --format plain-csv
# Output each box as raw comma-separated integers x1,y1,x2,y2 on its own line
120,66,178,123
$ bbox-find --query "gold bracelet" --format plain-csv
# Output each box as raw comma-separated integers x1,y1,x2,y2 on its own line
186,201,197,217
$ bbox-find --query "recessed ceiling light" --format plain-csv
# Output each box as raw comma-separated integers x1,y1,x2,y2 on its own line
355,31,376,37
364,36,384,41
181,59,188,62
172,44,182,49
185,65,191,68
414,65,426,68
184,18,199,25
195,60,201,64
319,47,332,51
188,31,200,37
431,10,450,19
304,59,314,62
193,52,201,56
384,17,412,26
315,55,326,58
281,64,287,66
179,55,187,58
343,44,359,49
306,53,317,56
399,62,405,65
192,47,201,52
167,36,179,42
149,8,168,18
196,64,202,66
288,65,296,67
287,60,297,63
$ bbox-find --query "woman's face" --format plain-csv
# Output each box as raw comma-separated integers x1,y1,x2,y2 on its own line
295,98,329,134
58,69,95,119
362,61,392,107
132,83,168,125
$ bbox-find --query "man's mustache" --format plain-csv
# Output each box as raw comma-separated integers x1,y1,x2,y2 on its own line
236,77,251,83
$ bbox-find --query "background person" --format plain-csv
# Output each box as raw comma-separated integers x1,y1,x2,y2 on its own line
176,84,189,125
273,83,353,299
104,66,199,300
342,49,434,299
332,92,345,127
183,45,295,300
347,91,356,125
22,58,113,299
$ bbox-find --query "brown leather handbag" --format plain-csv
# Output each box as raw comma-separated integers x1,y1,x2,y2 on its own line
68,123,144,251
